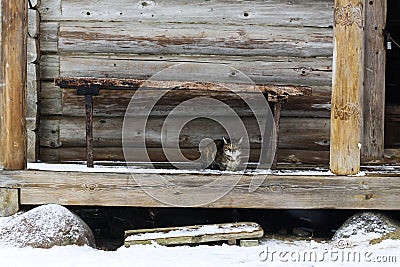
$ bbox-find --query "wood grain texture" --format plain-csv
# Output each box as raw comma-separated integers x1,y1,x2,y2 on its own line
36,0,338,166
40,54,333,86
41,82,332,117
55,77,311,96
124,222,263,246
39,147,330,166
1,169,400,209
56,21,332,57
1,0,28,170
0,0,3,168
59,86,324,118
39,116,330,150
27,63,39,162
28,8,39,38
361,0,386,163
39,0,334,27
27,37,38,63
330,0,364,174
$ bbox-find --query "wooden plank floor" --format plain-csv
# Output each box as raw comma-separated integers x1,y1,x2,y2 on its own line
1,166,400,209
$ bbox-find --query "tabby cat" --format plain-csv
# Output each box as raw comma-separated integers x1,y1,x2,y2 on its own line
201,137,243,171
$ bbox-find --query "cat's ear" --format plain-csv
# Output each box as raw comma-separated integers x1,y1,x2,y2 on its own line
238,137,243,145
223,136,228,144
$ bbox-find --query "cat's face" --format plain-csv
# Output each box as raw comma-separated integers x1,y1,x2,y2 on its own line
223,137,243,161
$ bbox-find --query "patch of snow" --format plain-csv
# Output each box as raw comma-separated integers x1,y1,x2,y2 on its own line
274,170,335,176
349,171,366,177
28,163,339,177
0,238,398,267
311,103,331,110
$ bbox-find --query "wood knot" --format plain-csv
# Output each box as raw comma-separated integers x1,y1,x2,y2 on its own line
268,184,285,192
294,66,312,76
83,183,99,192
365,193,374,200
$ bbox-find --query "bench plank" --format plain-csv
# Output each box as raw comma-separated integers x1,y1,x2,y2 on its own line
124,222,263,246
55,77,311,97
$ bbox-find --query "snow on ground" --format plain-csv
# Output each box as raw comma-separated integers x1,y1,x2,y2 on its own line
1,210,399,267
0,238,399,267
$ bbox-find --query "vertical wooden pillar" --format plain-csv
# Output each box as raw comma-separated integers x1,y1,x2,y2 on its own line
330,0,365,175
1,0,28,170
362,0,386,163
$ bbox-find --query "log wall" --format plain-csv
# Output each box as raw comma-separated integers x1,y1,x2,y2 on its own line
37,0,336,165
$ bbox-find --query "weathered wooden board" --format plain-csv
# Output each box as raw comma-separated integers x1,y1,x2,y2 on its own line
49,55,333,86
39,21,58,52
124,222,263,246
39,116,330,150
41,83,332,117
58,86,330,117
0,0,2,168
39,147,330,165
55,21,332,57
1,0,27,170
55,77,311,96
28,8,39,38
362,0,386,163
39,0,334,27
27,63,40,162
0,170,399,209
61,90,298,117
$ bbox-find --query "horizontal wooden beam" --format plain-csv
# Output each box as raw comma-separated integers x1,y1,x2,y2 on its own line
1,170,400,209
55,77,311,96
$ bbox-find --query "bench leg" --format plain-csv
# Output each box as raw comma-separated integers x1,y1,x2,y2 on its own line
84,95,94,167
272,102,281,168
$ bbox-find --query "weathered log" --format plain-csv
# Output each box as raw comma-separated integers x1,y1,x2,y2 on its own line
39,147,330,167
57,22,332,57
330,0,364,174
362,0,386,163
40,55,333,86
39,0,334,27
39,116,330,150
0,169,399,209
1,0,28,170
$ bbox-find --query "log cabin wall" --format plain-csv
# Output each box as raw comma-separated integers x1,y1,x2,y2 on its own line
37,0,335,166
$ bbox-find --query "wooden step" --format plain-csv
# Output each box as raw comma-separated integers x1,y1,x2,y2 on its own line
124,222,263,247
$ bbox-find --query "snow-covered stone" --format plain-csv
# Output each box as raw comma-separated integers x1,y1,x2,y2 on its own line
332,212,400,246
0,204,95,248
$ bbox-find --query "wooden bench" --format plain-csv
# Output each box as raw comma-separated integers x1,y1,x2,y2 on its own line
55,77,311,168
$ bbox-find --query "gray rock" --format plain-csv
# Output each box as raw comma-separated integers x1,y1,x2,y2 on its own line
332,212,400,246
0,204,95,248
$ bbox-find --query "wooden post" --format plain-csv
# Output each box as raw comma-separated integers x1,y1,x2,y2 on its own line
362,0,386,163
1,0,28,170
330,0,365,175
